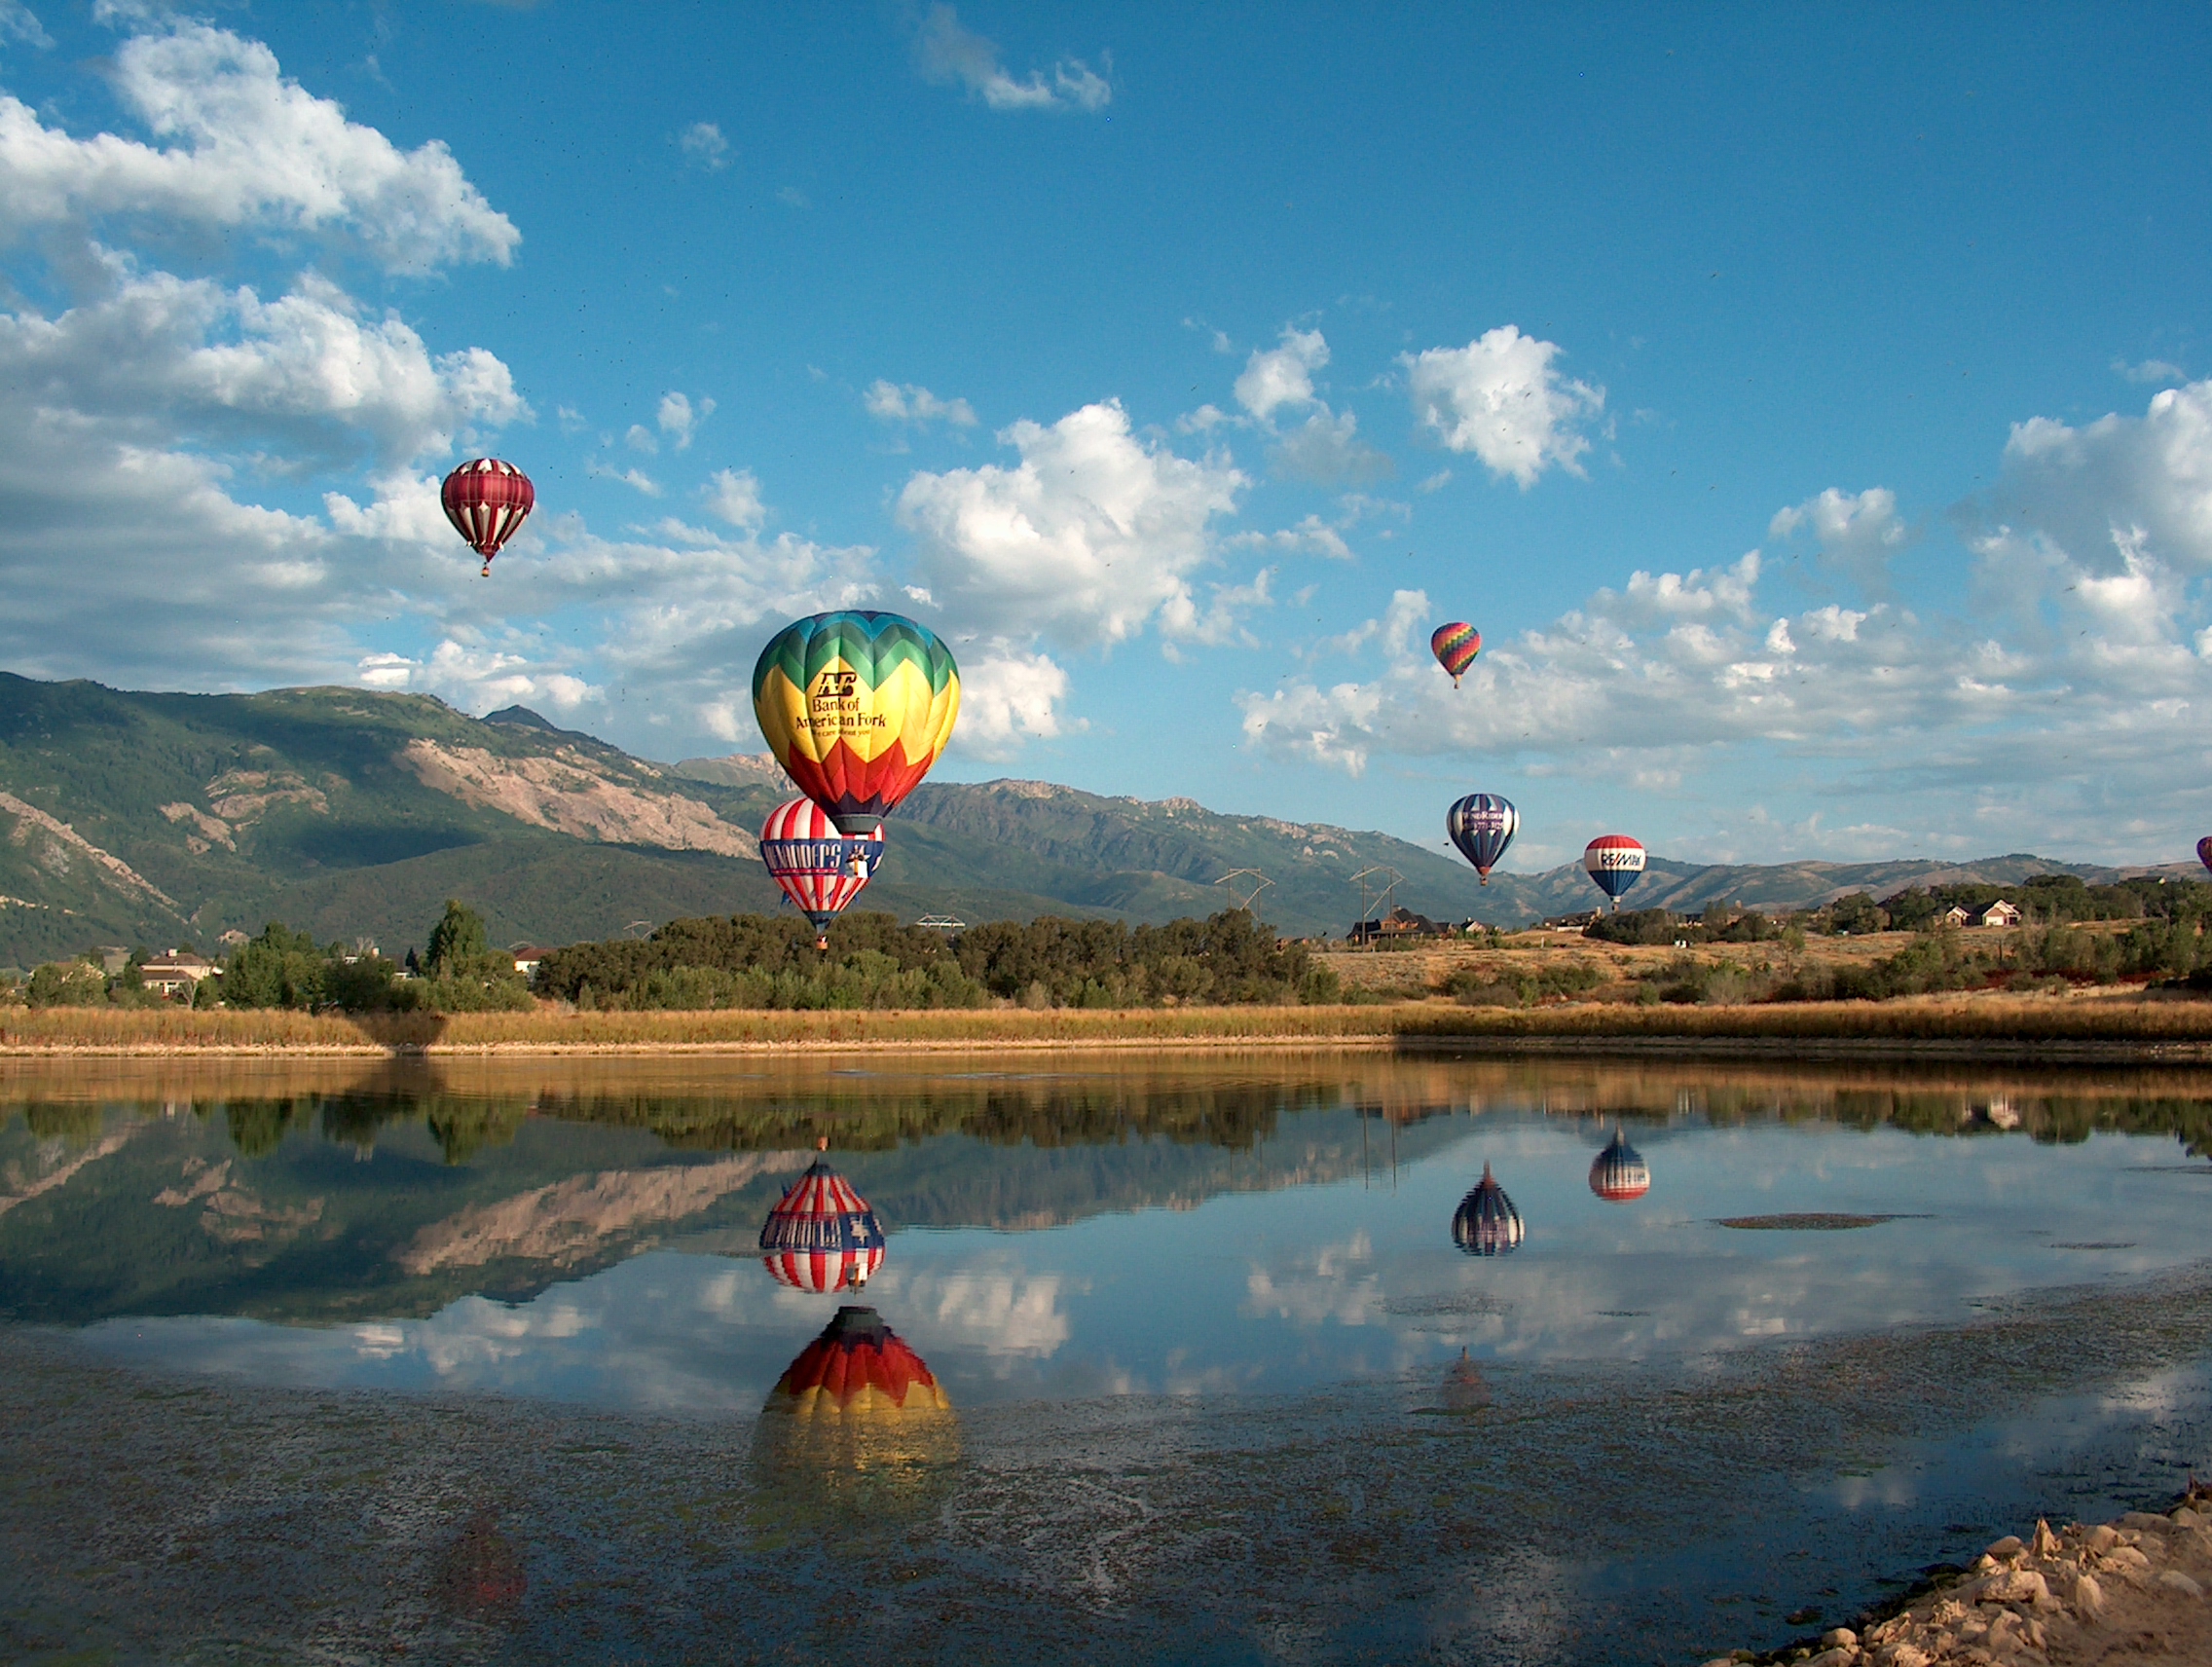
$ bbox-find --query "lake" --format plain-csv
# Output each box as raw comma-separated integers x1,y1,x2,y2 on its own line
5,1053,2212,1664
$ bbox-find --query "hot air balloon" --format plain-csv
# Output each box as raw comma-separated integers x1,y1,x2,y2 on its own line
1588,1127,1651,1203
1431,622,1482,685
752,611,960,834
1452,1163,1523,1256
2197,835,2212,877
759,798,884,949
758,1146,886,1293
1440,1347,1490,1413
1446,793,1518,884
440,458,535,577
751,1305,959,1527
1583,834,1647,910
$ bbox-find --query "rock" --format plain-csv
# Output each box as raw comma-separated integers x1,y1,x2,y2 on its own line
2157,1569,2204,1598
1804,1650,1855,1667
1697,1658,1737,1667
1822,1628,1860,1648
2105,1543,2152,1573
1975,1569,2049,1606
2070,1570,2105,1620
1986,1535,2025,1558
2031,1518,2061,1558
2085,1524,2120,1553
2173,1505,2205,1528
1877,1647,1931,1667
2121,1511,2174,1532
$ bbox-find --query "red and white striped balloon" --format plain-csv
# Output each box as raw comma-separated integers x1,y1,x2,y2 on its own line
759,798,883,945
759,1155,887,1294
440,458,535,576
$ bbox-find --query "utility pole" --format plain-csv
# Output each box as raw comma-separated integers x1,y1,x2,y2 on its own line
1215,870,1272,914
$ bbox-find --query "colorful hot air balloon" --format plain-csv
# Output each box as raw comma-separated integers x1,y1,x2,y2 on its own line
751,1306,959,1523
1588,1127,1651,1203
1583,834,1647,910
1431,622,1482,685
1446,793,1518,884
758,1147,886,1293
752,611,961,834
759,798,884,948
2197,835,2212,877
440,458,535,577
1452,1163,1523,1256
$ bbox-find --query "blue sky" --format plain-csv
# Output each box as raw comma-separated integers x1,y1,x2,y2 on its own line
0,2,2207,871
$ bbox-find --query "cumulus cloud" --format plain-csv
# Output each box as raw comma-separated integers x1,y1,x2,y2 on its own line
1271,409,1393,485
0,2,50,51
676,121,727,170
0,19,519,273
951,646,1071,758
356,638,602,715
898,399,1247,649
2116,357,2187,386
656,389,713,449
701,466,763,530
912,5,1110,113
1402,325,1604,488
1234,326,1327,422
1769,486,1910,598
864,379,977,428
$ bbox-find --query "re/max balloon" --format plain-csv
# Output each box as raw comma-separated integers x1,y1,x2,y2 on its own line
1445,794,1517,884
2198,835,2212,877
753,611,960,834
440,459,535,577
1430,622,1481,685
759,798,884,947
1582,834,1647,908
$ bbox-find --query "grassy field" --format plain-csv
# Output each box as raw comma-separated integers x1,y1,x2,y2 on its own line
5,977,2212,1057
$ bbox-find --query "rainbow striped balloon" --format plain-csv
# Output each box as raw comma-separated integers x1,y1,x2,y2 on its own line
753,611,960,834
1431,621,1482,685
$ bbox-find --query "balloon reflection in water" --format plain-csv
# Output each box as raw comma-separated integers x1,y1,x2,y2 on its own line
1441,1348,1490,1413
1588,1127,1652,1203
758,1148,886,1293
751,1305,959,1526
1452,1163,1523,1256
431,1505,526,1616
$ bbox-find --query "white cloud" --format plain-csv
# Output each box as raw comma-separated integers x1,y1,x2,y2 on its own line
913,5,1110,112
863,378,977,428
1271,408,1393,485
701,466,763,531
898,399,1247,649
676,121,727,170
775,185,809,209
355,639,603,715
1402,325,1604,488
2116,357,2187,386
586,460,660,496
1229,514,1352,562
0,3,50,51
656,390,713,449
623,424,657,455
1768,486,1910,598
1235,326,1327,422
951,646,1071,759
0,19,518,274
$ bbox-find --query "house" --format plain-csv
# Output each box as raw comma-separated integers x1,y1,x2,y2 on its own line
139,950,217,997
1346,907,1453,945
512,945,556,976
1978,900,2021,928
1939,906,1973,927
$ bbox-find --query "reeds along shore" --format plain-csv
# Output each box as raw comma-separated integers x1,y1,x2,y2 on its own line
6,989,2212,1055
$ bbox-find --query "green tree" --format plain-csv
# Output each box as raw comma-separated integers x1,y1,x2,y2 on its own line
425,900,492,976
25,959,107,1008
221,923,326,1009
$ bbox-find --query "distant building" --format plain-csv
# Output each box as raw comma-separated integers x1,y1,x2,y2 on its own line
1540,911,1599,933
1347,906,1454,944
138,950,217,998
1978,900,2021,927
511,945,556,976
1939,905,1973,927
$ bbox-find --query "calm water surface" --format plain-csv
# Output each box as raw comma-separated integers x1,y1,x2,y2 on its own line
5,1054,2212,1665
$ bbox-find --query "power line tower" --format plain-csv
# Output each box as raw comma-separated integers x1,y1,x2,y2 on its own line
1215,869,1272,914
914,913,968,932
1347,866,1403,936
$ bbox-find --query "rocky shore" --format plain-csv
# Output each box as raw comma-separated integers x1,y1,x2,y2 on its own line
1704,1486,2212,1667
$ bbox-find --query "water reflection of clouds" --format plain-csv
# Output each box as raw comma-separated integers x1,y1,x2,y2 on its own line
74,1116,2212,1417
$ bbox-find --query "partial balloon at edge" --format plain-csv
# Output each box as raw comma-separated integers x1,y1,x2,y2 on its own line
1431,622,1482,685
440,458,535,577
1583,834,1647,910
759,797,884,947
1447,793,1517,885
751,611,960,834
2197,834,2212,877
1452,1162,1523,1256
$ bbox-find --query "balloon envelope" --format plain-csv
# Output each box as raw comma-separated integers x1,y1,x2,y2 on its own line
1446,794,1518,883
1583,834,1647,905
2198,835,2212,877
440,459,535,574
1589,1128,1651,1203
1431,622,1482,685
759,798,883,941
759,1156,887,1293
753,611,960,834
1452,1163,1523,1256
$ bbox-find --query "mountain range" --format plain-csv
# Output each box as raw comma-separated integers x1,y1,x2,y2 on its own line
0,671,2183,966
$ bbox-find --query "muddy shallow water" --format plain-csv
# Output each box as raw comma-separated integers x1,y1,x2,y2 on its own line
4,1055,2211,1664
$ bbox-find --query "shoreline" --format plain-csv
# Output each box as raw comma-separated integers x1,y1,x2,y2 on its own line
6,991,2212,1060
1713,1484,2212,1667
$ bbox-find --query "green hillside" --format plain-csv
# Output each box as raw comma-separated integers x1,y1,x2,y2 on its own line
0,670,2177,966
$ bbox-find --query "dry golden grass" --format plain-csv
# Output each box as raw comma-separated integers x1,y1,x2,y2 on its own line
3,980,2212,1057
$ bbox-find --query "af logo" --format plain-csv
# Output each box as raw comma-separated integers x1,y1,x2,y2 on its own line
810,670,858,703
